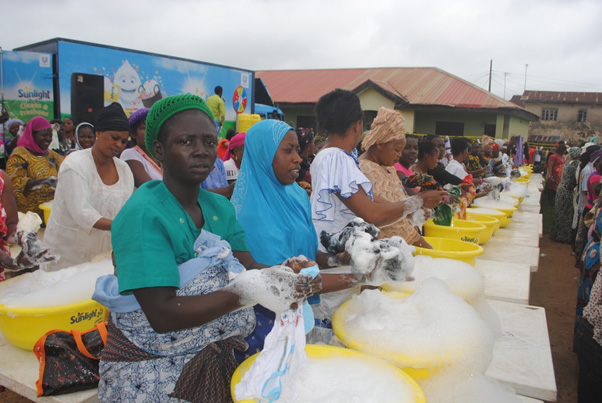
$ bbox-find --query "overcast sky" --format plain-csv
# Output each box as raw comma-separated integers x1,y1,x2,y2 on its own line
1,0,601,100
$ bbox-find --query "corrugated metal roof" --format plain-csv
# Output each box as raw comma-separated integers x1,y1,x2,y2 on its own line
256,67,521,111
520,91,602,104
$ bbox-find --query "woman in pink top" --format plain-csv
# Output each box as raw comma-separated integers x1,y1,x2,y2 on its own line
395,134,418,180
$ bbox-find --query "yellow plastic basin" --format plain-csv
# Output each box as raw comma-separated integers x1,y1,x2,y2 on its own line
332,292,462,381
515,178,531,184
231,344,426,402
465,208,503,232
464,213,498,243
39,202,52,225
423,218,486,244
471,204,516,227
0,299,108,350
415,237,484,266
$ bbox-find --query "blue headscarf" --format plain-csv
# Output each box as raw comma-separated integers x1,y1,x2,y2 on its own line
231,120,318,265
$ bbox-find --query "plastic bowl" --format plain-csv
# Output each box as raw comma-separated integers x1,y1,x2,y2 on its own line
0,299,108,350
498,195,520,207
231,344,426,402
332,292,463,381
382,257,484,308
515,178,531,185
39,202,52,225
470,202,517,228
415,237,484,266
423,218,486,245
463,213,498,244
465,208,504,232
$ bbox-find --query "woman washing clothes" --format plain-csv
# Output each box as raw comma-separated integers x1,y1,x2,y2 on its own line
93,94,315,402
43,103,134,270
412,139,441,175
358,107,432,248
310,89,445,243
394,134,418,182
232,119,367,355
120,108,163,188
6,116,64,217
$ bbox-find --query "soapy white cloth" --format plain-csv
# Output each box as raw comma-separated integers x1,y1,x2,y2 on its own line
235,306,307,403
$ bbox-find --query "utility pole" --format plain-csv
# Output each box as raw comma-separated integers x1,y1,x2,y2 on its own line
488,60,492,92
504,72,508,99
524,64,528,91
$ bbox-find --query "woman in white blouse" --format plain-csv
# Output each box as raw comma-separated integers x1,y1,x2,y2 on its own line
44,103,134,270
310,89,445,245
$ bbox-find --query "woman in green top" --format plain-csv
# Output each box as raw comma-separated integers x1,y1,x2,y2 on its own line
94,94,315,402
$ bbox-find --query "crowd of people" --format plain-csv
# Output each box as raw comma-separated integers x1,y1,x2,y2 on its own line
539,139,602,400
3,87,598,401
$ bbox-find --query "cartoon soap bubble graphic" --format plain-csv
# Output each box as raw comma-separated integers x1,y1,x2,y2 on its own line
113,60,141,108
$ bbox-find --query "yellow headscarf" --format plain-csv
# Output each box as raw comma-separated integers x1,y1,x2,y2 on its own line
361,107,405,151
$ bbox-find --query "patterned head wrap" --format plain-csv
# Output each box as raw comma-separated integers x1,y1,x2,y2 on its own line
17,116,52,154
145,94,214,158
568,146,581,159
95,102,129,133
491,143,500,152
361,107,405,151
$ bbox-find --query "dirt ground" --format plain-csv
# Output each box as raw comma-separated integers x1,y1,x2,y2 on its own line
531,236,579,403
0,236,581,403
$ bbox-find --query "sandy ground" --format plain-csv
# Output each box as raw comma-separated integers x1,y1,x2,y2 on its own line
0,237,580,403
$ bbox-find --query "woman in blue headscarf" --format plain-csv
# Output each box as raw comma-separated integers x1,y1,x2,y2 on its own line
231,119,360,356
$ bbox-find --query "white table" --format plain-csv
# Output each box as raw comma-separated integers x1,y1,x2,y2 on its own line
479,238,540,272
489,227,540,248
486,300,557,402
475,259,531,304
0,333,99,402
510,211,543,237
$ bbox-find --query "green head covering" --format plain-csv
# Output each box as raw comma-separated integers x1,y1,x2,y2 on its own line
145,93,215,158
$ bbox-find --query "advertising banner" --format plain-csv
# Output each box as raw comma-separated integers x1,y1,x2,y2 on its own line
57,41,253,121
1,50,54,122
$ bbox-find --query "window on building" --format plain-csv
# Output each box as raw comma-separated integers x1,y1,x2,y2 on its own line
296,116,317,130
541,108,558,121
578,109,588,123
484,124,496,136
435,121,464,136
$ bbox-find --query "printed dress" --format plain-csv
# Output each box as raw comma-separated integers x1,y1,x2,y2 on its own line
551,160,579,243
576,201,602,326
6,146,64,217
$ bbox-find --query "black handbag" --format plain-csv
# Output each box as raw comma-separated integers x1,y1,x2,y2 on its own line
33,321,107,396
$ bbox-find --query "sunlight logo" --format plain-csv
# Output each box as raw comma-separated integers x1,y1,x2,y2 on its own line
18,85,51,100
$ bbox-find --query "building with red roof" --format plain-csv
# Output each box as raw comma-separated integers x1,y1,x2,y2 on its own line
257,67,538,139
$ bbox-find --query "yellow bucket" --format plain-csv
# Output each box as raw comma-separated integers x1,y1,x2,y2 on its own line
423,218,486,244
0,299,108,350
39,202,52,225
515,178,531,185
415,237,484,266
332,292,461,381
231,344,426,402
463,213,497,243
